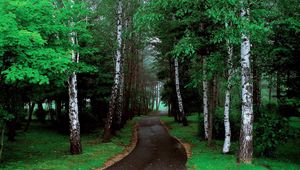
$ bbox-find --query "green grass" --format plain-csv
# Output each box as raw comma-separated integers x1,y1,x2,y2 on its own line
1,119,138,170
160,114,300,170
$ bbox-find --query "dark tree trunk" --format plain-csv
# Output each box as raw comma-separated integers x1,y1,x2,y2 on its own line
37,101,45,123
276,71,281,104
24,102,35,132
268,81,272,103
253,55,261,119
208,76,218,146
7,119,16,142
56,98,62,117
168,102,171,117
123,46,133,122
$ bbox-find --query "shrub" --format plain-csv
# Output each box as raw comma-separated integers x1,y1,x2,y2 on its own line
197,108,241,141
213,107,241,141
254,113,289,157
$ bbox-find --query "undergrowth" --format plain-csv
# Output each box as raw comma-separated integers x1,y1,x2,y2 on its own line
160,114,300,170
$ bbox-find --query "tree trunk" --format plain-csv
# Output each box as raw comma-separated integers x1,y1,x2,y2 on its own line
56,98,62,117
68,71,82,154
239,5,254,163
24,102,35,132
0,127,5,160
37,101,45,123
155,83,158,110
7,119,16,142
276,72,281,104
174,58,188,126
68,1,82,154
223,43,233,154
103,0,123,142
68,50,82,154
203,58,209,140
123,45,133,121
268,79,272,103
168,102,171,116
252,55,261,118
156,83,161,111
208,77,217,146
136,52,141,116
115,40,125,130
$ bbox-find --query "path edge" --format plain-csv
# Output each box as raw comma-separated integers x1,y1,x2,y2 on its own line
160,119,192,158
97,123,139,170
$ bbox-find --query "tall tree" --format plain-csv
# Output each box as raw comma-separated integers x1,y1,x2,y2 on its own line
68,0,82,155
202,58,209,140
103,0,123,142
239,1,254,163
174,58,187,126
223,42,233,153
115,37,125,129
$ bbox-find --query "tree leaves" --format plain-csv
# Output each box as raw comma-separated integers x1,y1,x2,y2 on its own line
0,0,93,87
173,31,200,59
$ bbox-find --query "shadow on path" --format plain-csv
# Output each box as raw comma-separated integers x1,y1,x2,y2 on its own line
105,116,187,170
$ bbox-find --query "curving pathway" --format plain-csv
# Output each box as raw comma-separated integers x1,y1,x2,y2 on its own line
105,116,187,170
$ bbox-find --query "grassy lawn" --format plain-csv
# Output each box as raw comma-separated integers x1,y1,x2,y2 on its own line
160,114,300,170
1,118,138,170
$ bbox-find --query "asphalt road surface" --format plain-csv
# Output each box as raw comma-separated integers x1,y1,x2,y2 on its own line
105,116,187,170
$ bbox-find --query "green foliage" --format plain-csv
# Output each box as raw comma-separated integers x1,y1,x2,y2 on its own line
0,106,14,123
0,0,93,85
254,114,289,157
213,107,241,140
173,31,200,59
206,0,271,45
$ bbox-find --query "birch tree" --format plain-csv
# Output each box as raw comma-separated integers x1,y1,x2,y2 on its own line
156,82,161,111
223,42,233,154
103,0,123,142
239,2,254,163
68,0,82,154
174,58,188,126
115,47,125,129
202,58,209,140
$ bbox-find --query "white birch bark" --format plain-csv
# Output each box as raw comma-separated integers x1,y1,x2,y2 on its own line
239,4,254,163
68,0,81,154
174,58,186,123
223,43,233,154
203,58,209,140
157,82,161,110
103,0,123,141
115,6,128,128
116,51,124,128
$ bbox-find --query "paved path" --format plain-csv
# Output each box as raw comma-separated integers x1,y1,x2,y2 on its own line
106,116,187,170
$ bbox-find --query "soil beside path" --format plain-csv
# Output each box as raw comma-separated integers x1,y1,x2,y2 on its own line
105,115,187,170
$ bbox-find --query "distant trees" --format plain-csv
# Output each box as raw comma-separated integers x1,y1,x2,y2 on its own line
101,0,156,141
